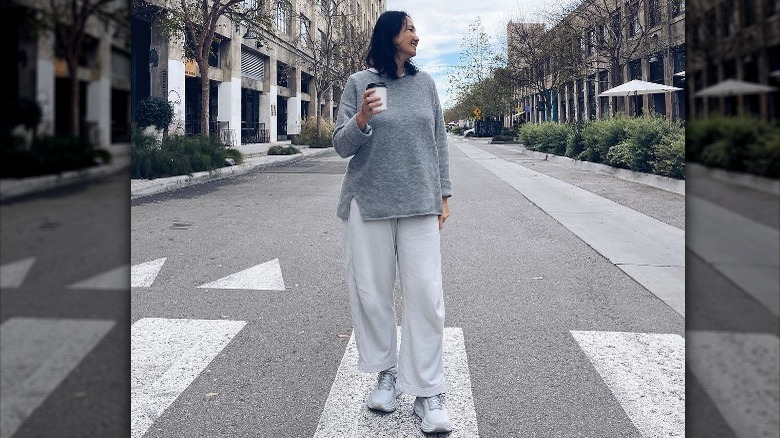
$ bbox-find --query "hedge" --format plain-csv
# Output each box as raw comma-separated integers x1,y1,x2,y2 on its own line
131,128,242,179
519,115,686,179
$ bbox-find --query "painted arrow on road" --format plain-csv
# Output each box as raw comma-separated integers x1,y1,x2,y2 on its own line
198,259,286,291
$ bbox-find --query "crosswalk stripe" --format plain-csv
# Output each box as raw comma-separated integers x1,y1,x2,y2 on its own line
0,257,35,289
68,265,129,290
197,259,285,291
131,318,247,438
0,317,115,438
454,142,685,316
687,196,780,316
314,327,479,437
687,330,779,438
570,330,685,438
131,258,167,288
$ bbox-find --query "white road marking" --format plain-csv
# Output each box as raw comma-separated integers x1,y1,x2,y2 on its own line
314,327,479,438
687,196,780,316
197,258,285,291
131,258,167,288
454,142,685,316
570,330,685,438
68,265,129,290
0,317,115,438
0,257,36,289
688,330,779,438
131,318,246,438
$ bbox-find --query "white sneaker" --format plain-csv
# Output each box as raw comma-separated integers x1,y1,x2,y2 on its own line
366,369,399,412
413,393,453,433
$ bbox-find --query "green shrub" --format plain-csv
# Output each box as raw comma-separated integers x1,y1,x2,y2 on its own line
451,126,464,135
653,128,686,179
292,116,334,148
580,116,629,163
267,145,301,155
609,116,672,172
687,116,773,175
565,122,585,158
520,122,571,154
743,129,779,178
1,134,108,178
134,97,174,131
131,129,243,179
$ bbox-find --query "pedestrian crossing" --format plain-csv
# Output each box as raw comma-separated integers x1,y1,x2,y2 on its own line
131,318,247,438
0,317,115,438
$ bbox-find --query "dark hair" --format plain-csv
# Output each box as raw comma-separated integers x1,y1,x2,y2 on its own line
365,10,418,79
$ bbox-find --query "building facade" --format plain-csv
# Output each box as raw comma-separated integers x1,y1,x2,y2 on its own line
510,0,685,124
7,0,132,148
687,0,780,121
132,0,384,145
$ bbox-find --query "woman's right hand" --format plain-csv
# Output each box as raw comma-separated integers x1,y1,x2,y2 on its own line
356,88,384,130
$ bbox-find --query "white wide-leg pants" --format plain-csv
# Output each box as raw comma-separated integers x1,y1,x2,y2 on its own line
342,198,447,397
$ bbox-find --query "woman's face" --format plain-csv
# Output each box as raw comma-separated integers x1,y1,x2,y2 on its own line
393,17,419,61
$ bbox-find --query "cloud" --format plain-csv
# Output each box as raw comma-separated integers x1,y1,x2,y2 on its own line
386,0,551,108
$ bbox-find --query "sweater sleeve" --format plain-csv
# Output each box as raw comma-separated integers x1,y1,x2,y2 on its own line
332,76,372,158
433,85,452,198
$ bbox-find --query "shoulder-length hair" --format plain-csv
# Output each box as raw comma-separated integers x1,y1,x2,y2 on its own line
365,10,418,79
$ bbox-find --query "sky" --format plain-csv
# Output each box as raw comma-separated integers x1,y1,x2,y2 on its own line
385,0,558,109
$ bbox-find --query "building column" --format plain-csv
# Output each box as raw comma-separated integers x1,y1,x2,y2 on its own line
162,28,186,135
36,31,56,136
573,81,579,122
218,34,241,144
261,56,278,141
86,22,113,148
582,78,589,122
287,67,301,135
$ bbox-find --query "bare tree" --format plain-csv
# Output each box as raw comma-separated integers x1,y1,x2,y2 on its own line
544,0,659,115
44,0,127,137
149,0,271,136
294,0,368,137
502,18,581,122
447,16,499,109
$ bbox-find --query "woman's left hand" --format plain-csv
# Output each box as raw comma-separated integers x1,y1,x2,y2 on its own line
438,197,450,230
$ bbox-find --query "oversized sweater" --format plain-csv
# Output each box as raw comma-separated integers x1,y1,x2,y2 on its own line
332,68,452,220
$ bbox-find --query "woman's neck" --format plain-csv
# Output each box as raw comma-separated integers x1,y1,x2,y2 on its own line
395,56,408,76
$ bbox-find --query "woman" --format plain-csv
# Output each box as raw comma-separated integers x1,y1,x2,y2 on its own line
332,10,453,434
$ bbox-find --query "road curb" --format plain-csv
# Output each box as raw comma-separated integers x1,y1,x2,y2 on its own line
456,136,686,195
130,147,332,200
0,157,131,202
687,162,779,196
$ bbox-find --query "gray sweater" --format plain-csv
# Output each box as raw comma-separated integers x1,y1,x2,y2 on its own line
332,69,452,220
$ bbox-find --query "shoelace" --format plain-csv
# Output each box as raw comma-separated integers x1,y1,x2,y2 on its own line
377,370,396,390
427,394,445,410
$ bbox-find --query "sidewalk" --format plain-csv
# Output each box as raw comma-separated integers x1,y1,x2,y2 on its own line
0,140,333,202
130,141,332,200
0,143,131,202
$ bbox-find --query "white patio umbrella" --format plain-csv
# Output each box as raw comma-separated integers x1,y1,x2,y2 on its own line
599,79,682,97
694,79,778,97
599,79,682,116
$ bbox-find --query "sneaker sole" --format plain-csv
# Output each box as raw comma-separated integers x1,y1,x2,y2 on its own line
413,401,453,433
367,391,400,413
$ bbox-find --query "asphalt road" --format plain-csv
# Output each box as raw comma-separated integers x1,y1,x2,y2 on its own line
130,136,684,437
1,173,131,438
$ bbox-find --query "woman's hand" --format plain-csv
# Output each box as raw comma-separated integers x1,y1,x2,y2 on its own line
355,88,385,130
438,197,450,230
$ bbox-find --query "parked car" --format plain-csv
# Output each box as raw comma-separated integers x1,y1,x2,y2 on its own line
463,128,475,137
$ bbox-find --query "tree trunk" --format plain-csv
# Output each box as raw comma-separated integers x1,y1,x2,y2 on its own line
67,57,80,137
199,60,210,136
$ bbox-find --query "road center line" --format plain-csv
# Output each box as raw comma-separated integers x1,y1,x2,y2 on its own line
314,327,479,437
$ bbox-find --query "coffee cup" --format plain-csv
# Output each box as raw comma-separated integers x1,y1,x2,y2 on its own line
366,82,387,111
